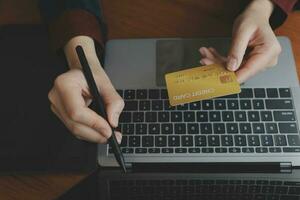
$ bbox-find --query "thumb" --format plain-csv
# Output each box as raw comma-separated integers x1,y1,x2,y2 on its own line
227,26,254,71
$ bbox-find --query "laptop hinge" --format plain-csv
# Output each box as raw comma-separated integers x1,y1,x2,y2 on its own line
280,162,292,173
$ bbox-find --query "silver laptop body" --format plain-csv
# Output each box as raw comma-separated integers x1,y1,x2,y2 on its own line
98,37,300,169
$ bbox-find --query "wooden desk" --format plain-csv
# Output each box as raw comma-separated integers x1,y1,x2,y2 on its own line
0,1,299,199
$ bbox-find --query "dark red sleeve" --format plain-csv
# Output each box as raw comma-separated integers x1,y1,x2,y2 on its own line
48,9,105,53
270,0,299,29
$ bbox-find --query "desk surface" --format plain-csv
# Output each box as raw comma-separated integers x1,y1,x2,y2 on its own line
0,1,299,200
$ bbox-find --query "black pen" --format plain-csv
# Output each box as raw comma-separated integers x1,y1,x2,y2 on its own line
76,46,127,173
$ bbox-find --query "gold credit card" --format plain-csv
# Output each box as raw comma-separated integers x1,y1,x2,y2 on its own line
165,64,241,106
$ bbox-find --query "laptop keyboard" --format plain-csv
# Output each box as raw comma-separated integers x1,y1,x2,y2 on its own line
108,88,300,155
110,178,300,200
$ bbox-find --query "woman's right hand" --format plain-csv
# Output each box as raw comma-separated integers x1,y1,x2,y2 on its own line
48,36,124,144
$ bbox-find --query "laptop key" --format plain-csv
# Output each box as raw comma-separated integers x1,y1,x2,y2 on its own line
164,100,175,110
254,88,266,98
274,135,287,146
152,100,163,110
213,123,225,134
240,123,252,134
222,111,234,122
287,135,300,146
229,147,241,153
283,147,300,152
242,147,254,153
197,111,208,122
135,124,147,134
175,148,187,153
120,136,128,147
177,104,188,110
162,148,174,153
155,136,167,147
189,148,200,153
148,148,160,153
256,147,268,153
133,112,144,122
135,148,147,153
279,123,298,133
261,111,273,121
145,112,157,122
274,186,288,194
160,89,168,99
158,112,169,122
235,111,247,121
124,90,135,99
122,148,134,154
267,88,279,98
215,148,227,153
129,136,140,147
261,135,274,146
195,136,207,146
240,100,252,109
122,124,134,135
273,111,296,121
265,99,293,109
161,123,173,134
234,135,247,146
253,123,265,134
142,136,154,147
221,135,233,146
182,136,193,146
279,88,291,98
149,89,160,99
202,148,214,153
175,123,186,134
187,123,199,134
171,112,182,122
168,136,180,147
226,123,238,134
239,88,253,98
208,135,220,146
269,147,282,153
190,101,201,110
210,111,221,122
200,123,212,134
227,100,239,110
136,89,147,99
253,99,265,109
215,100,226,110
149,123,160,134
184,112,196,122
139,100,150,111
119,112,132,123
266,123,278,134
248,111,260,121
248,135,260,146
202,100,214,110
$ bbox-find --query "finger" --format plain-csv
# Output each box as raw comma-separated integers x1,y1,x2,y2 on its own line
199,47,215,60
51,103,108,143
105,93,125,128
235,52,270,83
227,26,254,71
114,131,122,144
56,84,113,139
200,58,215,65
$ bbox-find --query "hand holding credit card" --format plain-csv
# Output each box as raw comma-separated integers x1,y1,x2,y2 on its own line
165,64,241,106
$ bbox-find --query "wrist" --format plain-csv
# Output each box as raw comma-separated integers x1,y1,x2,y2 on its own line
244,0,274,20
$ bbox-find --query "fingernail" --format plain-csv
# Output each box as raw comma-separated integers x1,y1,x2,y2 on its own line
227,57,237,71
116,133,122,144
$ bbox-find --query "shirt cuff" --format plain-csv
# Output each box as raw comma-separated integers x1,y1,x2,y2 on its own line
270,0,298,29
48,9,106,56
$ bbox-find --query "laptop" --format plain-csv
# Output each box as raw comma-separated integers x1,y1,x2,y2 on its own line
98,37,300,171
57,168,300,200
